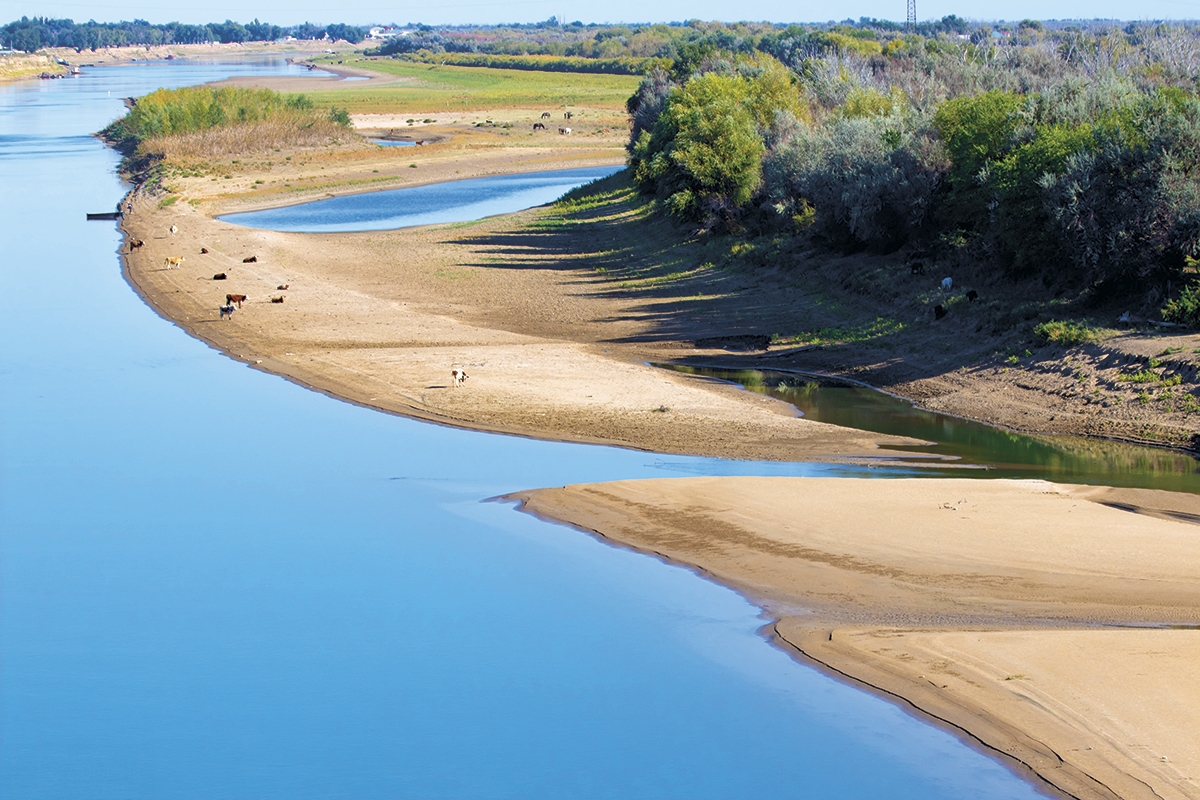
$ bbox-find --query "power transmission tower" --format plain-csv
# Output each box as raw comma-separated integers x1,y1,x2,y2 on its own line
907,0,917,27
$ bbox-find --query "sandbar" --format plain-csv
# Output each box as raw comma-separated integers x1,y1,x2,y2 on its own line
511,477,1200,800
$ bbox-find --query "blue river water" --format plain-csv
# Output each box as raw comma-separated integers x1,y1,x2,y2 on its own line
0,59,1051,798
219,166,622,232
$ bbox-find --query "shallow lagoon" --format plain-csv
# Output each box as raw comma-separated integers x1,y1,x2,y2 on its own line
667,365,1200,493
0,60,1051,798
219,166,622,233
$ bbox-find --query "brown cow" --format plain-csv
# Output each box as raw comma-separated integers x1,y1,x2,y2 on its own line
270,295,285,304
163,256,184,269
128,238,144,249
213,273,227,281
276,284,289,290
199,247,209,254
226,293,247,308
242,255,257,263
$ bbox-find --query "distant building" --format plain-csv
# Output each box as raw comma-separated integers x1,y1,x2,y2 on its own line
367,26,409,40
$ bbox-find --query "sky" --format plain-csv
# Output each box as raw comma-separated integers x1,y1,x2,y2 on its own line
0,0,1196,27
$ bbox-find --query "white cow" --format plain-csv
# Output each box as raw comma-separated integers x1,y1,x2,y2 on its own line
451,368,469,388
941,276,953,291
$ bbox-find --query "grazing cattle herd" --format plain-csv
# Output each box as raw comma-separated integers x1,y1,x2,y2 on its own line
530,111,577,133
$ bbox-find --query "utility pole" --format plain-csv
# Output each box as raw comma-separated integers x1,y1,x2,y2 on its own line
907,0,917,27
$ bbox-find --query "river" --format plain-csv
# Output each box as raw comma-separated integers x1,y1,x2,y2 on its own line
0,58,1051,798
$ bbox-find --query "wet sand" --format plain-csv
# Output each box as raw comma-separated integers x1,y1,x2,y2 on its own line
511,477,1200,800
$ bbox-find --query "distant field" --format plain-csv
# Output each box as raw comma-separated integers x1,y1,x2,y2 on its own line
303,58,641,113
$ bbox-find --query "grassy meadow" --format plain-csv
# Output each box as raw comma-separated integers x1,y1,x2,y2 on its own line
304,57,642,112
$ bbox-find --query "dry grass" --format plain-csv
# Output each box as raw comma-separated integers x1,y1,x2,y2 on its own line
0,53,65,81
144,118,369,160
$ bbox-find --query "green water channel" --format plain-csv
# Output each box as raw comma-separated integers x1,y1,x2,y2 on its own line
666,365,1200,494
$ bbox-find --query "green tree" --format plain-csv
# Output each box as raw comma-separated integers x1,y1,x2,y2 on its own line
633,72,764,221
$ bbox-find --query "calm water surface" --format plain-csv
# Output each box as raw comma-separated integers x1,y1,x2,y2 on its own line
219,165,622,232
668,365,1200,493
0,60,1051,798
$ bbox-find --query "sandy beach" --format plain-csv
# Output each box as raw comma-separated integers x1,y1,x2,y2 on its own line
511,477,1200,800
118,138,925,464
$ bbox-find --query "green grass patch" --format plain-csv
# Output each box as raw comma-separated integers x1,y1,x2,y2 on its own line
390,51,667,76
1118,369,1161,383
772,317,906,347
302,60,640,114
157,195,177,208
1033,319,1110,346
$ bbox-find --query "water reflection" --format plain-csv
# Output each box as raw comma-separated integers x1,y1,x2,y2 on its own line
0,60,1053,799
667,365,1200,493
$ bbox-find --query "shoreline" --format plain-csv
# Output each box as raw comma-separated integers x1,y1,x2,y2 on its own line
106,69,1200,799
117,142,929,465
510,477,1200,800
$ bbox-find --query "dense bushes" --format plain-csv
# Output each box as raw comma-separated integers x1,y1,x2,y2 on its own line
629,55,802,222
102,86,353,158
624,23,1200,311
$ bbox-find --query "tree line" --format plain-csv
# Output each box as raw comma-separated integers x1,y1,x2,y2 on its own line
1,16,365,52
625,21,1200,319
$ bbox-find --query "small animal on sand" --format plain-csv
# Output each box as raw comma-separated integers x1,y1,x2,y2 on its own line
128,238,144,249
169,224,177,235
213,272,227,281
163,256,184,269
276,284,289,290
199,247,209,254
270,295,285,303
242,255,257,263
451,368,468,387
219,304,236,320
225,293,247,308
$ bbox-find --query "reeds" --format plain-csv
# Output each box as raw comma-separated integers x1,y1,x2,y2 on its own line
103,86,355,157
144,117,362,160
